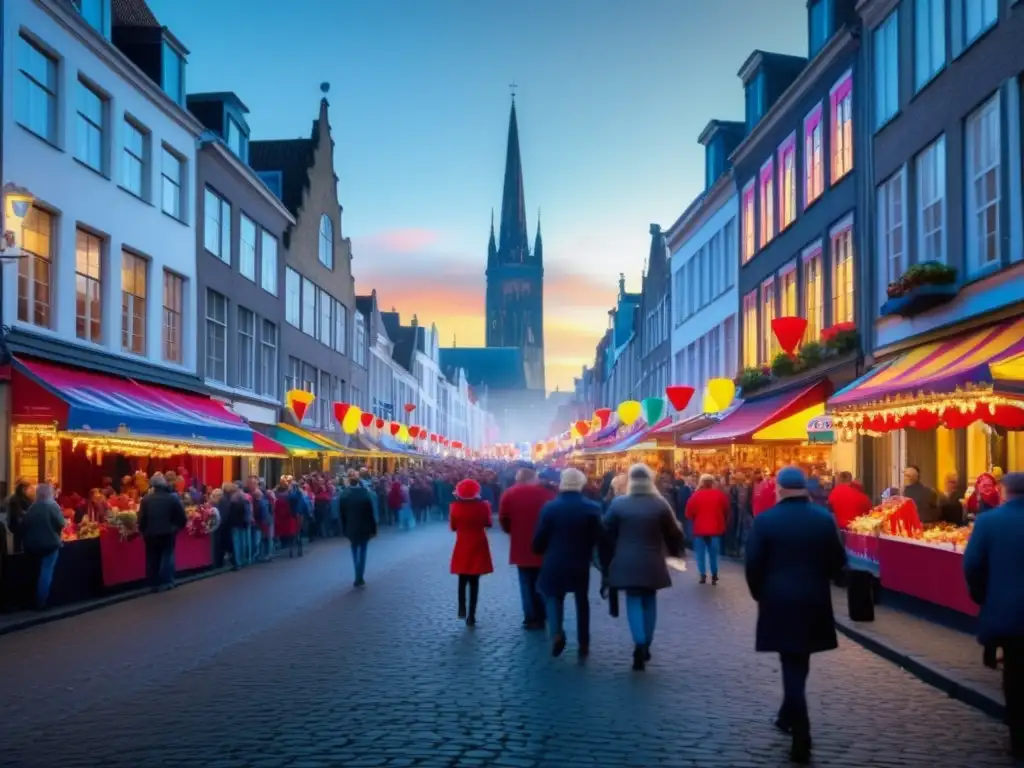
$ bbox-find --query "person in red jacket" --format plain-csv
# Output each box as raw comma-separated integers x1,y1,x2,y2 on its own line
753,475,777,517
685,474,730,585
499,467,556,630
827,471,872,530
450,478,494,626
272,481,298,557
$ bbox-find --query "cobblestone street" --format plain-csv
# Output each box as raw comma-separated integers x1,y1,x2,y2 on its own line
0,525,1016,767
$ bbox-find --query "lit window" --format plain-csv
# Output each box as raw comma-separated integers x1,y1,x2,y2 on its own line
17,207,53,329
759,159,775,246
75,229,103,343
260,320,277,397
742,290,758,368
916,136,947,265
260,230,278,295
802,244,823,343
204,187,230,262
122,118,146,198
777,133,797,230
831,218,855,325
804,104,825,206
742,180,756,262
874,12,898,127
779,262,797,318
75,79,105,172
760,277,777,363
121,250,147,355
16,36,57,142
161,147,183,219
239,213,256,281
162,270,183,364
319,214,334,269
301,277,316,336
877,168,906,300
205,289,228,383
831,72,854,181
285,268,300,327
915,0,946,90
237,307,255,390
965,93,1000,275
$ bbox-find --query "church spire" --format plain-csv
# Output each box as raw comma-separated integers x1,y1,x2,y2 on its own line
498,95,529,263
533,208,543,264
487,208,497,266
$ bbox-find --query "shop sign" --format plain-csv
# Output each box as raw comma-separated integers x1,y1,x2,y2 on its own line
807,415,834,444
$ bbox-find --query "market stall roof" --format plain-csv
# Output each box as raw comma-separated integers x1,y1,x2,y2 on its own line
685,380,831,446
12,356,252,447
590,417,673,455
251,432,290,458
357,432,416,456
268,425,328,455
274,422,353,454
653,412,729,441
830,317,1024,409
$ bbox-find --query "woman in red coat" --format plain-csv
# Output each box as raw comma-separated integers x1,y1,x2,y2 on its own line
450,478,494,626
685,474,730,585
272,481,298,555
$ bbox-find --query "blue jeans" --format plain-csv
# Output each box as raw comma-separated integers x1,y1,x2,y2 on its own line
351,541,368,582
625,590,657,646
694,535,721,577
251,528,263,561
545,590,590,647
36,549,60,608
231,528,249,568
516,567,545,623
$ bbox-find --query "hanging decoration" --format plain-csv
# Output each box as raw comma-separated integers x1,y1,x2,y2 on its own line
617,400,642,427
594,408,613,430
360,412,374,428
342,406,362,435
374,417,385,430
570,422,581,440
285,389,315,423
574,420,591,437
450,440,463,450
408,425,422,439
332,402,351,425
397,424,410,443
641,397,665,426
430,433,438,443
704,378,737,414
665,385,695,412
389,422,401,437
772,316,808,356
404,403,416,414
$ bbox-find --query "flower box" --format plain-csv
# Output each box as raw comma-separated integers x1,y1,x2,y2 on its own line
880,283,959,318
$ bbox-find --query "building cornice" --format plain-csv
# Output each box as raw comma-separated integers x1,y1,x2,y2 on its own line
737,50,767,85
856,0,900,31
205,141,296,225
665,170,736,253
39,0,205,137
730,27,859,168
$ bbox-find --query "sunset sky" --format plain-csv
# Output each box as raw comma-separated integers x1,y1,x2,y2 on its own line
152,0,806,392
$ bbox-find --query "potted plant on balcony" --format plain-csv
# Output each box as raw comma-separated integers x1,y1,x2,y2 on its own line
735,366,771,395
821,322,859,355
883,261,958,316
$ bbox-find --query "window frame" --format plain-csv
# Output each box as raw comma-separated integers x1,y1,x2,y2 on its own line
334,299,347,355
877,167,907,305
874,11,899,129
75,77,106,173
777,132,797,231
830,215,856,325
17,206,54,329
285,267,301,327
260,230,278,296
962,0,998,50
779,260,798,319
318,214,334,269
237,306,255,391
830,70,854,182
161,146,184,220
162,269,184,364
760,275,777,364
915,135,947,266
801,242,824,344
16,35,58,143
121,116,147,199
238,212,257,281
741,179,756,262
964,92,1001,276
120,249,147,356
205,289,228,384
260,319,278,398
914,0,946,92
301,277,316,336
743,289,758,369
317,287,332,347
203,187,230,262
804,103,825,207
75,228,104,344
161,40,185,106
759,158,775,247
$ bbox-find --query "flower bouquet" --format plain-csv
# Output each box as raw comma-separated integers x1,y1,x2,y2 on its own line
77,518,101,540
106,510,140,541
185,503,218,538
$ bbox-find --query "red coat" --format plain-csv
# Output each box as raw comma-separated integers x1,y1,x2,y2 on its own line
753,480,776,516
498,483,555,568
685,487,729,537
449,499,494,575
273,496,298,537
828,483,872,529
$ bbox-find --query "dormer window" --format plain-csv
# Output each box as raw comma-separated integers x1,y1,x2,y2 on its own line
161,40,185,106
226,115,248,162
705,140,722,189
745,72,766,131
809,0,831,57
319,214,334,269
75,0,109,37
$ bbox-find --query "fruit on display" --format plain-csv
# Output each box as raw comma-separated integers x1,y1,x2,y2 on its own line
77,519,101,539
848,496,923,538
920,523,973,548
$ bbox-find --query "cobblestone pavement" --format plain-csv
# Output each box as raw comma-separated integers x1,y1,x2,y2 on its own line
0,525,1017,767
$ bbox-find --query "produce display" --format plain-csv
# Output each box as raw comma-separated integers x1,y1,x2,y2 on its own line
847,496,924,538
919,523,973,548
185,504,219,538
61,518,102,542
106,509,140,541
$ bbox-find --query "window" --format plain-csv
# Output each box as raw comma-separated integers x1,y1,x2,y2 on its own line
759,159,775,246
353,313,366,367
122,118,146,198
804,104,825,206
121,251,147,355
319,214,334,269
742,180,756,262
301,277,316,335
260,231,278,295
802,244,823,343
697,248,707,307
724,218,737,288
237,308,255,390
915,0,946,90
16,36,57,142
203,188,230,261
874,12,899,128
205,289,227,383
77,0,108,35
742,290,758,368
301,363,317,425
162,270,183,363
760,277,777,363
260,320,277,397
779,262,797,318
809,0,831,56
916,136,947,265
831,72,854,181
161,41,184,105
239,214,256,280
745,72,766,130
17,207,53,329
161,148,182,219
723,315,736,380
964,0,998,47
285,268,301,327
257,171,282,200
877,168,906,296
226,116,247,162
831,219,855,325
317,288,332,346
778,134,797,230
965,94,1001,274
285,356,300,393
75,80,105,172
334,300,348,355
75,229,103,343
319,371,332,428
686,257,697,316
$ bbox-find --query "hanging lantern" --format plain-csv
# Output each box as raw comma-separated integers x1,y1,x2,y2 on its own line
617,400,642,427
641,397,665,425
430,433,438,443
374,417,385,430
389,422,401,437
333,402,351,425
704,378,736,414
360,412,374,428
772,316,808,356
594,408,612,429
451,440,463,450
665,385,695,412
408,425,421,439
404,403,416,414
285,389,315,423
343,406,362,435
574,420,591,437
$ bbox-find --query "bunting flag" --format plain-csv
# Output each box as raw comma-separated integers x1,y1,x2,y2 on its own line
333,402,351,425
704,378,737,414
641,397,665,426
343,406,362,435
772,316,808,356
574,420,591,437
389,422,401,436
374,417,385,430
409,425,422,439
397,424,410,443
285,389,315,423
594,408,612,429
404,403,416,414
617,400,642,427
360,412,374,428
665,385,695,412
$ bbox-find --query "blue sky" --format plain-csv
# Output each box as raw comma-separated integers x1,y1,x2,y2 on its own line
151,0,807,390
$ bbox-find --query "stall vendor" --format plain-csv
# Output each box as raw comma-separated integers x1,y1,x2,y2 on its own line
967,472,1002,522
902,466,939,524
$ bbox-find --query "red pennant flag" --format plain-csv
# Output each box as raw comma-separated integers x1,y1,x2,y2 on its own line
665,386,695,412
389,422,401,436
359,412,374,428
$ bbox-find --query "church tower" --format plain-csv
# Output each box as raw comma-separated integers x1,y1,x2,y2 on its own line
485,95,546,392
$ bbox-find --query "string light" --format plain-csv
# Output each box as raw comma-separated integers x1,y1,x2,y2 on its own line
832,387,1024,430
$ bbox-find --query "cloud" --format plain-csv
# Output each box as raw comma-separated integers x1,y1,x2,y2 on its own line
358,228,441,254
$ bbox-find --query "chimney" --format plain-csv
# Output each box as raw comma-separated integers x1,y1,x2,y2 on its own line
618,273,626,295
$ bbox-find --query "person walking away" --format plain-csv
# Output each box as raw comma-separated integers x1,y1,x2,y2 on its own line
251,489,268,562
964,472,1024,758
258,486,275,560
5,480,33,554
827,471,872,530
902,465,939,524
729,471,754,557
449,478,494,626
744,466,847,765
138,473,187,592
604,464,684,671
286,481,311,555
20,483,65,610
674,473,695,550
499,467,556,630
686,474,729,585
339,470,377,587
599,472,629,617
273,482,300,557
532,468,602,658
223,484,250,570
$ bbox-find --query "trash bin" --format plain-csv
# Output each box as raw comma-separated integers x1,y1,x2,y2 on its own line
847,568,875,622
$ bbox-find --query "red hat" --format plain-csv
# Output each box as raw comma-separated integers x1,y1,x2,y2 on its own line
454,479,481,500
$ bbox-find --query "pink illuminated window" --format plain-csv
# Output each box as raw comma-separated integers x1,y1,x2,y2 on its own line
777,132,797,230
804,104,824,206
742,180,756,263
831,71,853,181
759,159,775,246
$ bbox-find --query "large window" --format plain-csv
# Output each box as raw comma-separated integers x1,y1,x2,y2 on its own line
319,214,334,269
17,207,53,329
161,147,183,219
161,41,184,105
285,356,300,394
831,72,854,181
759,159,775,246
75,79,105,172
760,277,777,363
964,0,998,48
204,187,230,262
334,300,348,355
301,364,317,425
285,268,301,327
778,134,797,230
317,288,332,346
260,231,278,295
742,181,756,262
724,218,737,289
226,116,247,162
354,311,367,366
239,213,256,281
75,229,103,343
237,307,255,390
301,277,316,336
779,262,798,318
122,118,146,198
916,136,947,265
742,290,758,368
162,270,183,364
802,244,823,343
965,93,1001,275
16,36,57,142
874,12,898,128
915,0,946,90
877,168,906,295
77,0,107,34
205,290,227,383
260,320,277,397
831,219,855,325
121,250,147,355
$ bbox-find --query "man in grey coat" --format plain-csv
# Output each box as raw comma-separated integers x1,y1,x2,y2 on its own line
20,483,65,610
744,466,846,765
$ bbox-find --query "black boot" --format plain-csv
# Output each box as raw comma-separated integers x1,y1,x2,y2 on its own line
632,644,646,671
552,632,566,657
699,574,707,585
644,645,652,661
712,574,719,586
790,732,812,764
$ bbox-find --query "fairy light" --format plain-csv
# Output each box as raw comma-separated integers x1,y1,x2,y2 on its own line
832,387,1024,431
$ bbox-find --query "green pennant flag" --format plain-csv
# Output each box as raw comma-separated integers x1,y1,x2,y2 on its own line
641,396,665,426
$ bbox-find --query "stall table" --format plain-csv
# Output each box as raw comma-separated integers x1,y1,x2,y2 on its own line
1,538,103,610
99,529,213,587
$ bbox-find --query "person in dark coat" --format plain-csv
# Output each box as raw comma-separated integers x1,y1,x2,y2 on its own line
532,468,602,659
339,470,377,587
20,483,64,609
604,463,684,671
744,466,847,765
449,478,494,627
499,467,555,630
5,480,33,554
138,473,187,592
964,472,1024,759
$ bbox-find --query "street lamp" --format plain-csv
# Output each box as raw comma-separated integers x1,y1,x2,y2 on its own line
1,183,35,260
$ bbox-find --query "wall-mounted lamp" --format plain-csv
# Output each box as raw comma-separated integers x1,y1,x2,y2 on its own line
1,183,36,260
